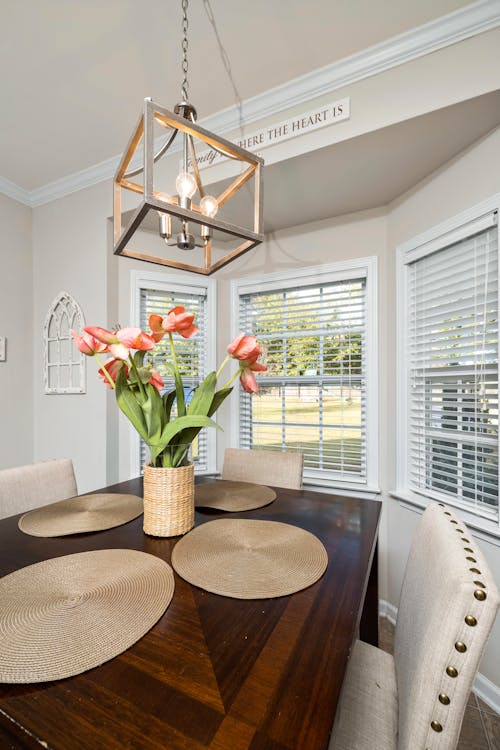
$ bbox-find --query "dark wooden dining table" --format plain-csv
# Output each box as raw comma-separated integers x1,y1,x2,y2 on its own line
0,477,381,750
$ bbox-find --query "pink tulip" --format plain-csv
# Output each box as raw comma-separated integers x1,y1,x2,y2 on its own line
161,306,198,339
149,314,165,343
98,358,128,388
149,369,164,393
84,326,117,345
70,330,108,356
84,325,155,360
227,334,261,362
116,327,155,351
239,359,267,394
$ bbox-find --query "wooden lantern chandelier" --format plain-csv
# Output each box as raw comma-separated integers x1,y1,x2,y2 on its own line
113,0,263,276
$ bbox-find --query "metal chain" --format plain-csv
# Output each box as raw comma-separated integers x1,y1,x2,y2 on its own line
181,0,189,102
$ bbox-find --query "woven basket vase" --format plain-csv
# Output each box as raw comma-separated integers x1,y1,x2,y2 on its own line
143,463,194,537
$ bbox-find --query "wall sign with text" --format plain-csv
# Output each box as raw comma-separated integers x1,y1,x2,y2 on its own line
191,97,350,171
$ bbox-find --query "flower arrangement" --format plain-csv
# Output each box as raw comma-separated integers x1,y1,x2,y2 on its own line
71,307,266,469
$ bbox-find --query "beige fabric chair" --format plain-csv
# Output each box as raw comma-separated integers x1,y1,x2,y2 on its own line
221,448,303,490
0,458,77,520
329,503,500,750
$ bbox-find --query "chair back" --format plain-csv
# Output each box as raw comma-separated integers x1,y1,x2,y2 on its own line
222,448,303,490
394,503,499,749
0,458,77,519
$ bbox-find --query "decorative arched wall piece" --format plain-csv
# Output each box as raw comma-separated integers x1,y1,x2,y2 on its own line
43,292,86,394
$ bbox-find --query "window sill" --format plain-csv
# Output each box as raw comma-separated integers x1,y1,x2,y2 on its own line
390,490,500,547
209,474,380,500
304,479,380,500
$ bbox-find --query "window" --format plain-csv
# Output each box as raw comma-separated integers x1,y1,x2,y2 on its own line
45,291,85,394
130,271,216,476
233,259,378,491
397,200,499,530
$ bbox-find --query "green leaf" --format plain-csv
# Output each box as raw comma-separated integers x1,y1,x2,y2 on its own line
137,366,155,384
188,372,217,417
115,368,149,442
173,368,186,417
166,332,186,418
134,350,147,368
168,444,192,467
172,374,217,456
157,414,221,449
208,387,232,417
162,389,176,422
142,383,163,441
174,386,232,457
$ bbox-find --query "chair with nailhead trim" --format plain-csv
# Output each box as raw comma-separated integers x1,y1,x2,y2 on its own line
0,458,78,520
329,503,499,750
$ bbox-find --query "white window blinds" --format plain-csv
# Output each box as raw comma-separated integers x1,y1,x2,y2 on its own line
139,286,210,472
238,278,367,482
407,221,499,520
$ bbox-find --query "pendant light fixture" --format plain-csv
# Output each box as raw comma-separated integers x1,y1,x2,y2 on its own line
113,0,264,275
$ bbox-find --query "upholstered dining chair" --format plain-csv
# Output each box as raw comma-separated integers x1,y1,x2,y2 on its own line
0,458,77,520
222,448,304,490
329,502,500,750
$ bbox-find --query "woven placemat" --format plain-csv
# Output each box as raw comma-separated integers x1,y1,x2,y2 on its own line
171,519,328,599
0,549,174,684
195,480,276,512
18,493,143,537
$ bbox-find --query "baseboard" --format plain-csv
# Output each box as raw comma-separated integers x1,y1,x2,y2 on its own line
379,599,398,625
473,673,500,715
379,599,500,715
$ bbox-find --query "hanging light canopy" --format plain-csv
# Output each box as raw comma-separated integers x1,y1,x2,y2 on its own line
113,0,264,275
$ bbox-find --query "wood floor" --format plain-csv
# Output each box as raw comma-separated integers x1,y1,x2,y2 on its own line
379,617,500,750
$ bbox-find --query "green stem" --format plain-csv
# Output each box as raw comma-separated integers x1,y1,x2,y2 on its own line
129,353,147,399
221,366,242,391
94,353,116,389
216,354,230,381
169,333,186,416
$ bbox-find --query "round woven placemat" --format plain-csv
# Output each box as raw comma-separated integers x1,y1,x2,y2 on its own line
0,549,174,684
171,519,328,599
195,481,276,512
18,493,143,537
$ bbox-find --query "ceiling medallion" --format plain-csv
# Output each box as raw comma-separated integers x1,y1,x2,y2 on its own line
113,0,263,275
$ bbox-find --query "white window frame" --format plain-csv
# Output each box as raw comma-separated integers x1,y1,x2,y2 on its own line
231,257,379,495
395,194,500,540
129,269,217,478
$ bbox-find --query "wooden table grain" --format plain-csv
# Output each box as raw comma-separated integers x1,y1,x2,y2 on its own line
0,477,381,750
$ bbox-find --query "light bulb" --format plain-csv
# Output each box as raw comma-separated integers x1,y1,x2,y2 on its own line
158,212,171,242
175,171,197,200
200,195,219,218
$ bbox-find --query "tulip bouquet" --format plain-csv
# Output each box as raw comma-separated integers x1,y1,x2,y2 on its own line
71,306,266,468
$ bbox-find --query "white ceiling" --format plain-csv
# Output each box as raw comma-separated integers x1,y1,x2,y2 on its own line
1,0,473,190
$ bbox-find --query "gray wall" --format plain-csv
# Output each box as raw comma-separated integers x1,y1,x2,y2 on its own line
32,182,111,493
386,127,500,688
0,193,33,469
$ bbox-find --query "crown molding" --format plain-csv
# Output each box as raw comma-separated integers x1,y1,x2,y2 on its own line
3,0,500,208
208,0,500,133
0,176,31,206
28,153,122,208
